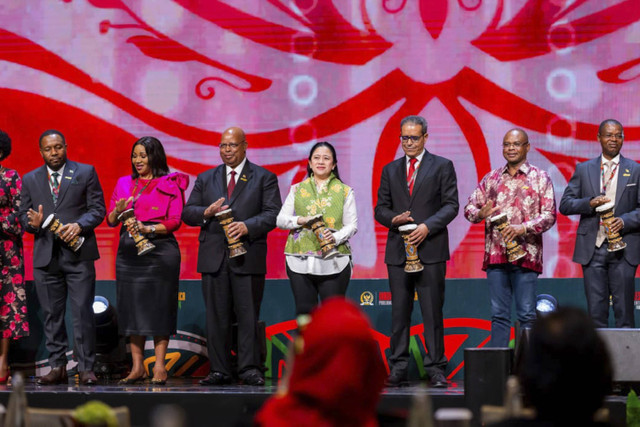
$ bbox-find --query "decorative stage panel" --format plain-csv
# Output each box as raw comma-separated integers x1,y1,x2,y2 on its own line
14,278,639,381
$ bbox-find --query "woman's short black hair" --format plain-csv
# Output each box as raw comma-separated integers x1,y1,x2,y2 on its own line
306,141,341,181
130,136,170,178
0,130,11,162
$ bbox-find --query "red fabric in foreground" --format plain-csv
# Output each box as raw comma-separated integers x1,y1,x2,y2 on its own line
255,297,387,427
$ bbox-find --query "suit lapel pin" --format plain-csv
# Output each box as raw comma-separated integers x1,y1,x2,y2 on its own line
65,176,72,180
240,175,247,182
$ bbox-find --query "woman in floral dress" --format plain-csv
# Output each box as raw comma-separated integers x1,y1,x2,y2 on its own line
0,130,29,383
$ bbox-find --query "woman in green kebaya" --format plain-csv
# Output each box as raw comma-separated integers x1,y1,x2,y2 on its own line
276,142,357,317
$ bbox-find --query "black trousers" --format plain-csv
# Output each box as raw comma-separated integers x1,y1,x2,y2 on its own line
202,259,262,377
583,245,637,328
33,247,96,371
387,262,447,378
286,263,351,316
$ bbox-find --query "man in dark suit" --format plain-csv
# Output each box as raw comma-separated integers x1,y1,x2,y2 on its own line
183,127,281,386
19,130,106,385
560,119,640,328
375,115,459,387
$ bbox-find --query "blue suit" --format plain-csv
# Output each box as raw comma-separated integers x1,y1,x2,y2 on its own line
560,155,640,327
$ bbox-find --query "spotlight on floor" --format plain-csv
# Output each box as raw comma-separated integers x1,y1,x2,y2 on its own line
536,294,558,316
93,295,110,316
93,296,118,354
92,296,126,378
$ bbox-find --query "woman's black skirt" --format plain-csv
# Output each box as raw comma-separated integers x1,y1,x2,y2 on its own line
115,227,180,336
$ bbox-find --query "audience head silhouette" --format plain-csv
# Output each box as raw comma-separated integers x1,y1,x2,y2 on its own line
520,307,612,424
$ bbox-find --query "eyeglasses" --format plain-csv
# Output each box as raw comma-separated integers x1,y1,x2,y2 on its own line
600,133,623,140
502,142,529,149
219,142,244,150
400,135,424,143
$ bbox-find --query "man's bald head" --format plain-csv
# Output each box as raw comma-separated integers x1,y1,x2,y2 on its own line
222,127,246,141
502,128,530,168
504,128,529,143
219,126,248,168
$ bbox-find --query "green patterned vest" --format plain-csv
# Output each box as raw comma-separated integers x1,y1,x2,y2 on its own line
284,174,352,257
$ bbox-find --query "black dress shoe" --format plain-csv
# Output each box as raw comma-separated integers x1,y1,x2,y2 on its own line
239,370,265,386
37,366,68,385
429,372,448,388
199,372,232,386
79,371,98,386
385,372,407,387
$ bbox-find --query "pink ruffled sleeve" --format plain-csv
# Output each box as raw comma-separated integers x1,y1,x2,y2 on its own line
155,172,189,232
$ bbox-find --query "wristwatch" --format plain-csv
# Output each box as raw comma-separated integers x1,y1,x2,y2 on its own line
148,225,156,238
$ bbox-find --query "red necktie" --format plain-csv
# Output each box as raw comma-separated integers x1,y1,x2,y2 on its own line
407,158,417,195
227,170,236,200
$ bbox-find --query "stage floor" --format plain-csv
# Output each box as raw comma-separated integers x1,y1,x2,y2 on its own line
0,376,626,427
0,376,464,426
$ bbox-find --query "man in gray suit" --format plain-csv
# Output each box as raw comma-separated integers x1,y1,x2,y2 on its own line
560,119,640,328
183,127,282,386
19,130,106,385
375,115,459,387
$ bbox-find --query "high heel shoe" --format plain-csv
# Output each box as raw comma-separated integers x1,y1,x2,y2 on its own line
0,370,10,384
118,375,145,385
150,377,167,386
151,369,168,386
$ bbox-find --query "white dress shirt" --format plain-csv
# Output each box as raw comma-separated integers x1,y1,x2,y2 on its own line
406,149,426,176
596,154,621,247
47,163,66,193
227,157,247,185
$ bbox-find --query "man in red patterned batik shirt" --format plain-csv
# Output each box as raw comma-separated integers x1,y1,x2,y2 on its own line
464,129,556,347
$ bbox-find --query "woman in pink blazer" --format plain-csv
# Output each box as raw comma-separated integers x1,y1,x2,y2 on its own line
107,137,188,385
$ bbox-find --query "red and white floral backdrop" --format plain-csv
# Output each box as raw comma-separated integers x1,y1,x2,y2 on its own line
2,0,640,280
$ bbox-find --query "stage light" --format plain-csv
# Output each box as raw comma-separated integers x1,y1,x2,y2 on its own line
536,294,558,316
93,296,109,316
93,296,118,354
92,296,126,377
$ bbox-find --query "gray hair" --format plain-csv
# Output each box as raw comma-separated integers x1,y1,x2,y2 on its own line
400,115,428,135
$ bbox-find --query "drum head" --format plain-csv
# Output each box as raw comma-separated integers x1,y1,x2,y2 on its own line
596,202,615,213
489,213,507,223
117,208,134,221
42,214,55,228
215,208,232,217
398,224,417,232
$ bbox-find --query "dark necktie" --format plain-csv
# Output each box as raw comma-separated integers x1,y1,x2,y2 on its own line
227,170,236,200
51,172,60,203
407,158,418,195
